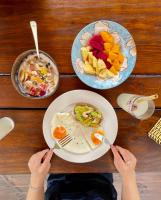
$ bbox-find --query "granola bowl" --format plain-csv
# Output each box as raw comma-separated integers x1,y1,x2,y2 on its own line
11,49,59,99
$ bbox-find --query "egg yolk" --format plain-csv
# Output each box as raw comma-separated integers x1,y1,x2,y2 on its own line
52,126,67,139
91,130,105,145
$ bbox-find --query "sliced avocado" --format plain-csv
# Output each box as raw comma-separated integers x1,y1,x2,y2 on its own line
74,104,102,127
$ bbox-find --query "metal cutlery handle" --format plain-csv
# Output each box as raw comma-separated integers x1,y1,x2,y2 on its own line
30,21,40,58
103,137,111,146
52,143,61,149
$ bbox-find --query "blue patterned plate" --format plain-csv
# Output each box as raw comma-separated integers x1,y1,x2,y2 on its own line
71,20,137,89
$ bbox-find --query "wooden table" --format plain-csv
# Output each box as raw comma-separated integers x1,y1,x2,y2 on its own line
0,0,161,174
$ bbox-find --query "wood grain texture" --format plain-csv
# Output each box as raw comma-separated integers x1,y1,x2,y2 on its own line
0,109,160,174
0,0,161,184
0,75,161,108
0,0,161,74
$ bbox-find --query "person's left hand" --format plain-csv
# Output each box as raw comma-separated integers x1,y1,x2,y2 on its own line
28,149,53,188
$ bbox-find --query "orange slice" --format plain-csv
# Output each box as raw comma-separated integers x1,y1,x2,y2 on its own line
113,64,121,71
108,52,118,61
111,44,120,53
109,66,118,75
104,42,113,52
111,59,121,71
100,31,114,43
118,52,124,64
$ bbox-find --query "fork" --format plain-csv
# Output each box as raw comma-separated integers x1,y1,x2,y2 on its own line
53,134,73,149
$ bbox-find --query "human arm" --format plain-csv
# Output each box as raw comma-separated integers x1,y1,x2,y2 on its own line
111,145,140,200
26,149,53,200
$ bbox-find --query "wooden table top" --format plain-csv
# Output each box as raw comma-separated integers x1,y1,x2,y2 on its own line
0,0,161,174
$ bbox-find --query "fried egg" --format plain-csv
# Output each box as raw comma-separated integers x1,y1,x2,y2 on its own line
51,113,91,154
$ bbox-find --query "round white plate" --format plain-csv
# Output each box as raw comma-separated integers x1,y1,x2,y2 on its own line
43,90,118,163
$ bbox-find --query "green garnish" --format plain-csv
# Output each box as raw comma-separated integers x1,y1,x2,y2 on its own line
74,104,102,127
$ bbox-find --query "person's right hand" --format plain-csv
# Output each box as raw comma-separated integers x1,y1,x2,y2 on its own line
111,145,137,181
28,149,53,188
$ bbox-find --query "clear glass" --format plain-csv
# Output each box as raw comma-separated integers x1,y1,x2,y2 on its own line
117,93,155,120
0,117,15,140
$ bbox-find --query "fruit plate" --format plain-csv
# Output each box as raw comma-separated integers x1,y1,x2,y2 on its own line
71,20,137,89
43,90,118,163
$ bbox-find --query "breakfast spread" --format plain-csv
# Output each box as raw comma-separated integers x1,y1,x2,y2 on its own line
80,31,124,79
18,53,58,97
10,20,139,162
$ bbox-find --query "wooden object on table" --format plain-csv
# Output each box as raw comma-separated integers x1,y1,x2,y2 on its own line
0,0,161,174
0,0,161,74
0,109,161,174
148,118,161,145
0,76,161,109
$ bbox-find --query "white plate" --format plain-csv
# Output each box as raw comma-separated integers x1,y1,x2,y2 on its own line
43,90,118,163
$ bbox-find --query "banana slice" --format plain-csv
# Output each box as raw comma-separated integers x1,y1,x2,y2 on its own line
92,56,98,69
88,52,94,65
98,68,115,79
81,47,89,62
19,70,25,82
97,59,107,70
83,61,96,75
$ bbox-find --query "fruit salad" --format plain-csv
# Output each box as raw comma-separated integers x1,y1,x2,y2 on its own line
18,53,58,97
81,31,124,79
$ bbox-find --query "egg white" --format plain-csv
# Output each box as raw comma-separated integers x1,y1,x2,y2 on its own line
51,113,92,154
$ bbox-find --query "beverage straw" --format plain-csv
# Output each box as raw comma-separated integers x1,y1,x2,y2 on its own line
136,94,158,104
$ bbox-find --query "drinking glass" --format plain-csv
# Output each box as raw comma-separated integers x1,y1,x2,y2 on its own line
117,93,155,120
0,117,15,140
